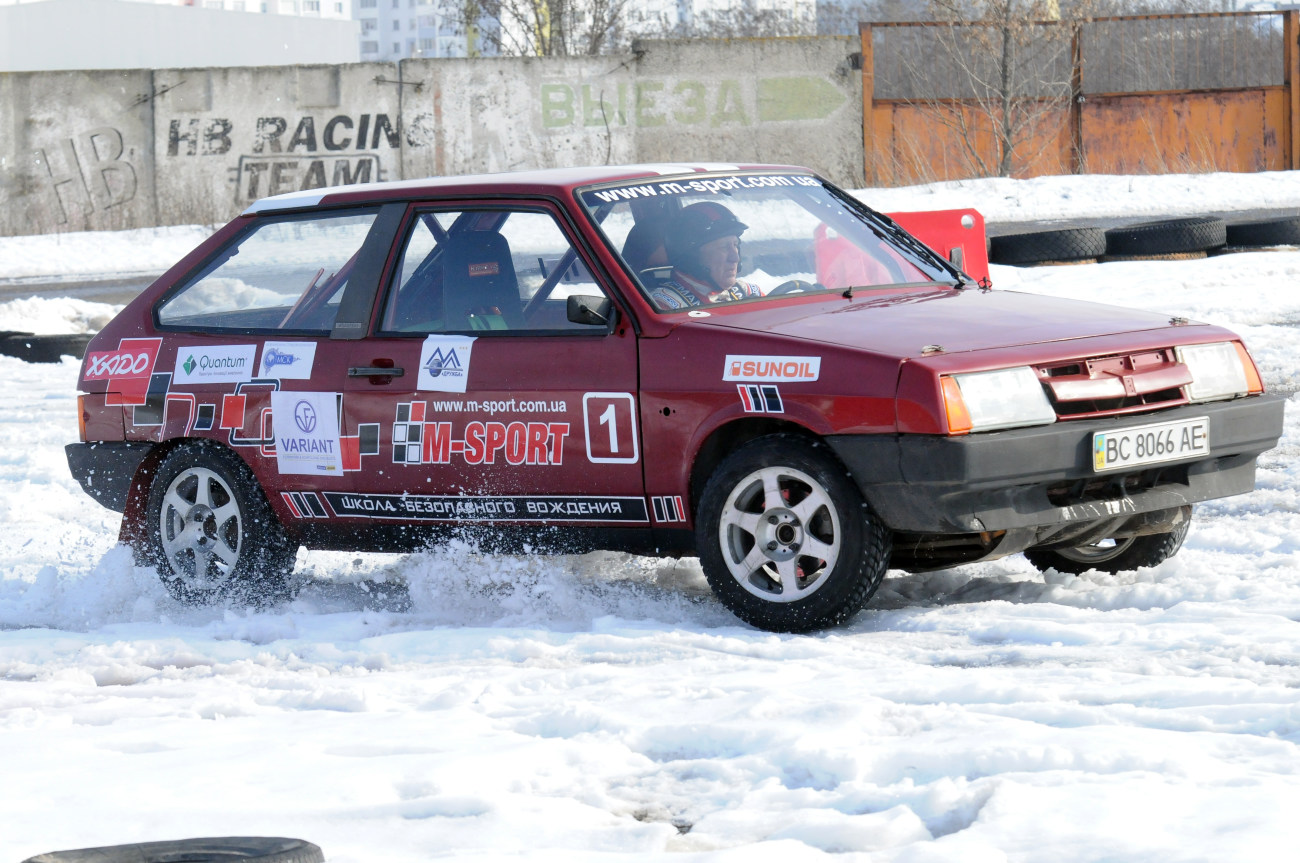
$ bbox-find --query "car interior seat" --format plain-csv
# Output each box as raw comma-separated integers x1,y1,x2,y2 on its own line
440,231,524,331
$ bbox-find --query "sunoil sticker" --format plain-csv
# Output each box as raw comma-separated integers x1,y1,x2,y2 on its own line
723,355,820,383
417,335,475,393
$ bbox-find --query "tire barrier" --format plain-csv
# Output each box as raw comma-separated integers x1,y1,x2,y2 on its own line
989,226,1108,265
1103,217,1226,259
21,837,325,863
0,331,94,363
1225,215,1300,248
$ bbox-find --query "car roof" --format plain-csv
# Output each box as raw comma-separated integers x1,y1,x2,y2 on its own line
242,163,814,214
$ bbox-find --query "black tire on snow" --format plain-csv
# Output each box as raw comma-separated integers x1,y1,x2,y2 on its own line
0,332,94,363
988,226,1108,265
22,837,324,863
140,441,297,606
1225,215,1300,248
695,434,891,632
1104,217,1226,258
1023,520,1190,575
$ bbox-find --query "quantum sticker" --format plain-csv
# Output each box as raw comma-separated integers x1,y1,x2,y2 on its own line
270,391,342,476
417,335,475,393
723,355,820,383
174,344,257,385
258,341,317,380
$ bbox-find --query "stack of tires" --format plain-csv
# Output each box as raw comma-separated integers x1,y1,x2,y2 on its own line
0,331,94,363
990,213,1300,267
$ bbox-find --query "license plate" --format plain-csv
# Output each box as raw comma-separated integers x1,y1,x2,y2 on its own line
1093,416,1210,472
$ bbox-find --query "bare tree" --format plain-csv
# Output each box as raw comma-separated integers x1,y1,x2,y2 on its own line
875,0,1081,177
457,0,825,55
459,0,633,56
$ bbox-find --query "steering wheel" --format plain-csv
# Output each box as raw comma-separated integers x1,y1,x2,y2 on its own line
767,279,822,296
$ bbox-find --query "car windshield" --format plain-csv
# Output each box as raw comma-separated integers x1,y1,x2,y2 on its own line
577,172,957,312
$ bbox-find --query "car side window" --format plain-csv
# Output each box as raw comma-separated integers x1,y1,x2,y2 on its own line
156,209,379,333
381,207,609,334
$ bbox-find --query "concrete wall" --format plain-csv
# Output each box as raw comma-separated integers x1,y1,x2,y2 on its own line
0,37,864,238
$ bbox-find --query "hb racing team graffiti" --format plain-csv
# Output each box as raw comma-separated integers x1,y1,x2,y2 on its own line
165,112,402,204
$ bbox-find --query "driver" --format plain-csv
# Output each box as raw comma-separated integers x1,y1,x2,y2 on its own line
650,202,763,310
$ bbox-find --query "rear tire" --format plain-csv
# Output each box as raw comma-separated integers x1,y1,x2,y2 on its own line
696,435,891,632
140,442,296,606
1024,521,1190,575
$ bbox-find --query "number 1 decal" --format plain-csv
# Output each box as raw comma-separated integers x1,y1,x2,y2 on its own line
583,393,639,464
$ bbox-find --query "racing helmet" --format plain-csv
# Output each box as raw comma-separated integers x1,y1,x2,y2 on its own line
665,201,748,280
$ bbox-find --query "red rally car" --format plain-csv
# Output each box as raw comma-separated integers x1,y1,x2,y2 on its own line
66,164,1286,632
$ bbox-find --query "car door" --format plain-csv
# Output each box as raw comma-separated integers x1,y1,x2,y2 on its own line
335,201,647,530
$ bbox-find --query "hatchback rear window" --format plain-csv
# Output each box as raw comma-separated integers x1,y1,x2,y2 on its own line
157,209,379,333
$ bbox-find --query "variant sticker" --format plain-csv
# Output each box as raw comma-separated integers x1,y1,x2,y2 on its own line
323,492,648,523
82,337,162,406
174,344,257,385
723,355,820,383
270,391,342,476
259,341,317,380
417,335,475,393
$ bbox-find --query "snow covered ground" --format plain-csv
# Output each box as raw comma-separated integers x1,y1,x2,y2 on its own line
1,173,1298,862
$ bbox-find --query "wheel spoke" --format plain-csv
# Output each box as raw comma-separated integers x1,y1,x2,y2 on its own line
210,539,238,569
211,501,241,530
773,557,802,595
162,518,197,556
730,545,769,579
163,490,191,518
193,474,215,509
760,469,782,510
191,546,216,581
791,488,831,525
724,509,761,539
801,535,836,564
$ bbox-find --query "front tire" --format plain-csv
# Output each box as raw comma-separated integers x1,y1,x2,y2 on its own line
1024,521,1190,575
696,435,891,632
141,442,296,605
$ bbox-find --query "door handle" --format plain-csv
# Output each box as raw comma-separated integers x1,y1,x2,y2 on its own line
348,366,405,377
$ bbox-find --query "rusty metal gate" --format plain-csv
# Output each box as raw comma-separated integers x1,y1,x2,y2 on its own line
860,11,1300,185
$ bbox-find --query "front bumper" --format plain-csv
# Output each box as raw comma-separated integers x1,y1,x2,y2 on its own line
827,394,1285,535
65,441,155,512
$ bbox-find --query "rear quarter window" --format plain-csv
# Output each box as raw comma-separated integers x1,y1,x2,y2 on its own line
157,210,379,333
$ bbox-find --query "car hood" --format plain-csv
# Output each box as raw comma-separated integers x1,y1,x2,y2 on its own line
692,288,1194,357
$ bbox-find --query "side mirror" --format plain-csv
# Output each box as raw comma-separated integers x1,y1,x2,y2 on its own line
566,294,618,327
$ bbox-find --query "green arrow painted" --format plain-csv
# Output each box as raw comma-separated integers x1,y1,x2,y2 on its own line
757,77,847,122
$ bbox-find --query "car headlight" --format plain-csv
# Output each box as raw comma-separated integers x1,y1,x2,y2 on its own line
941,366,1056,434
1176,341,1262,402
